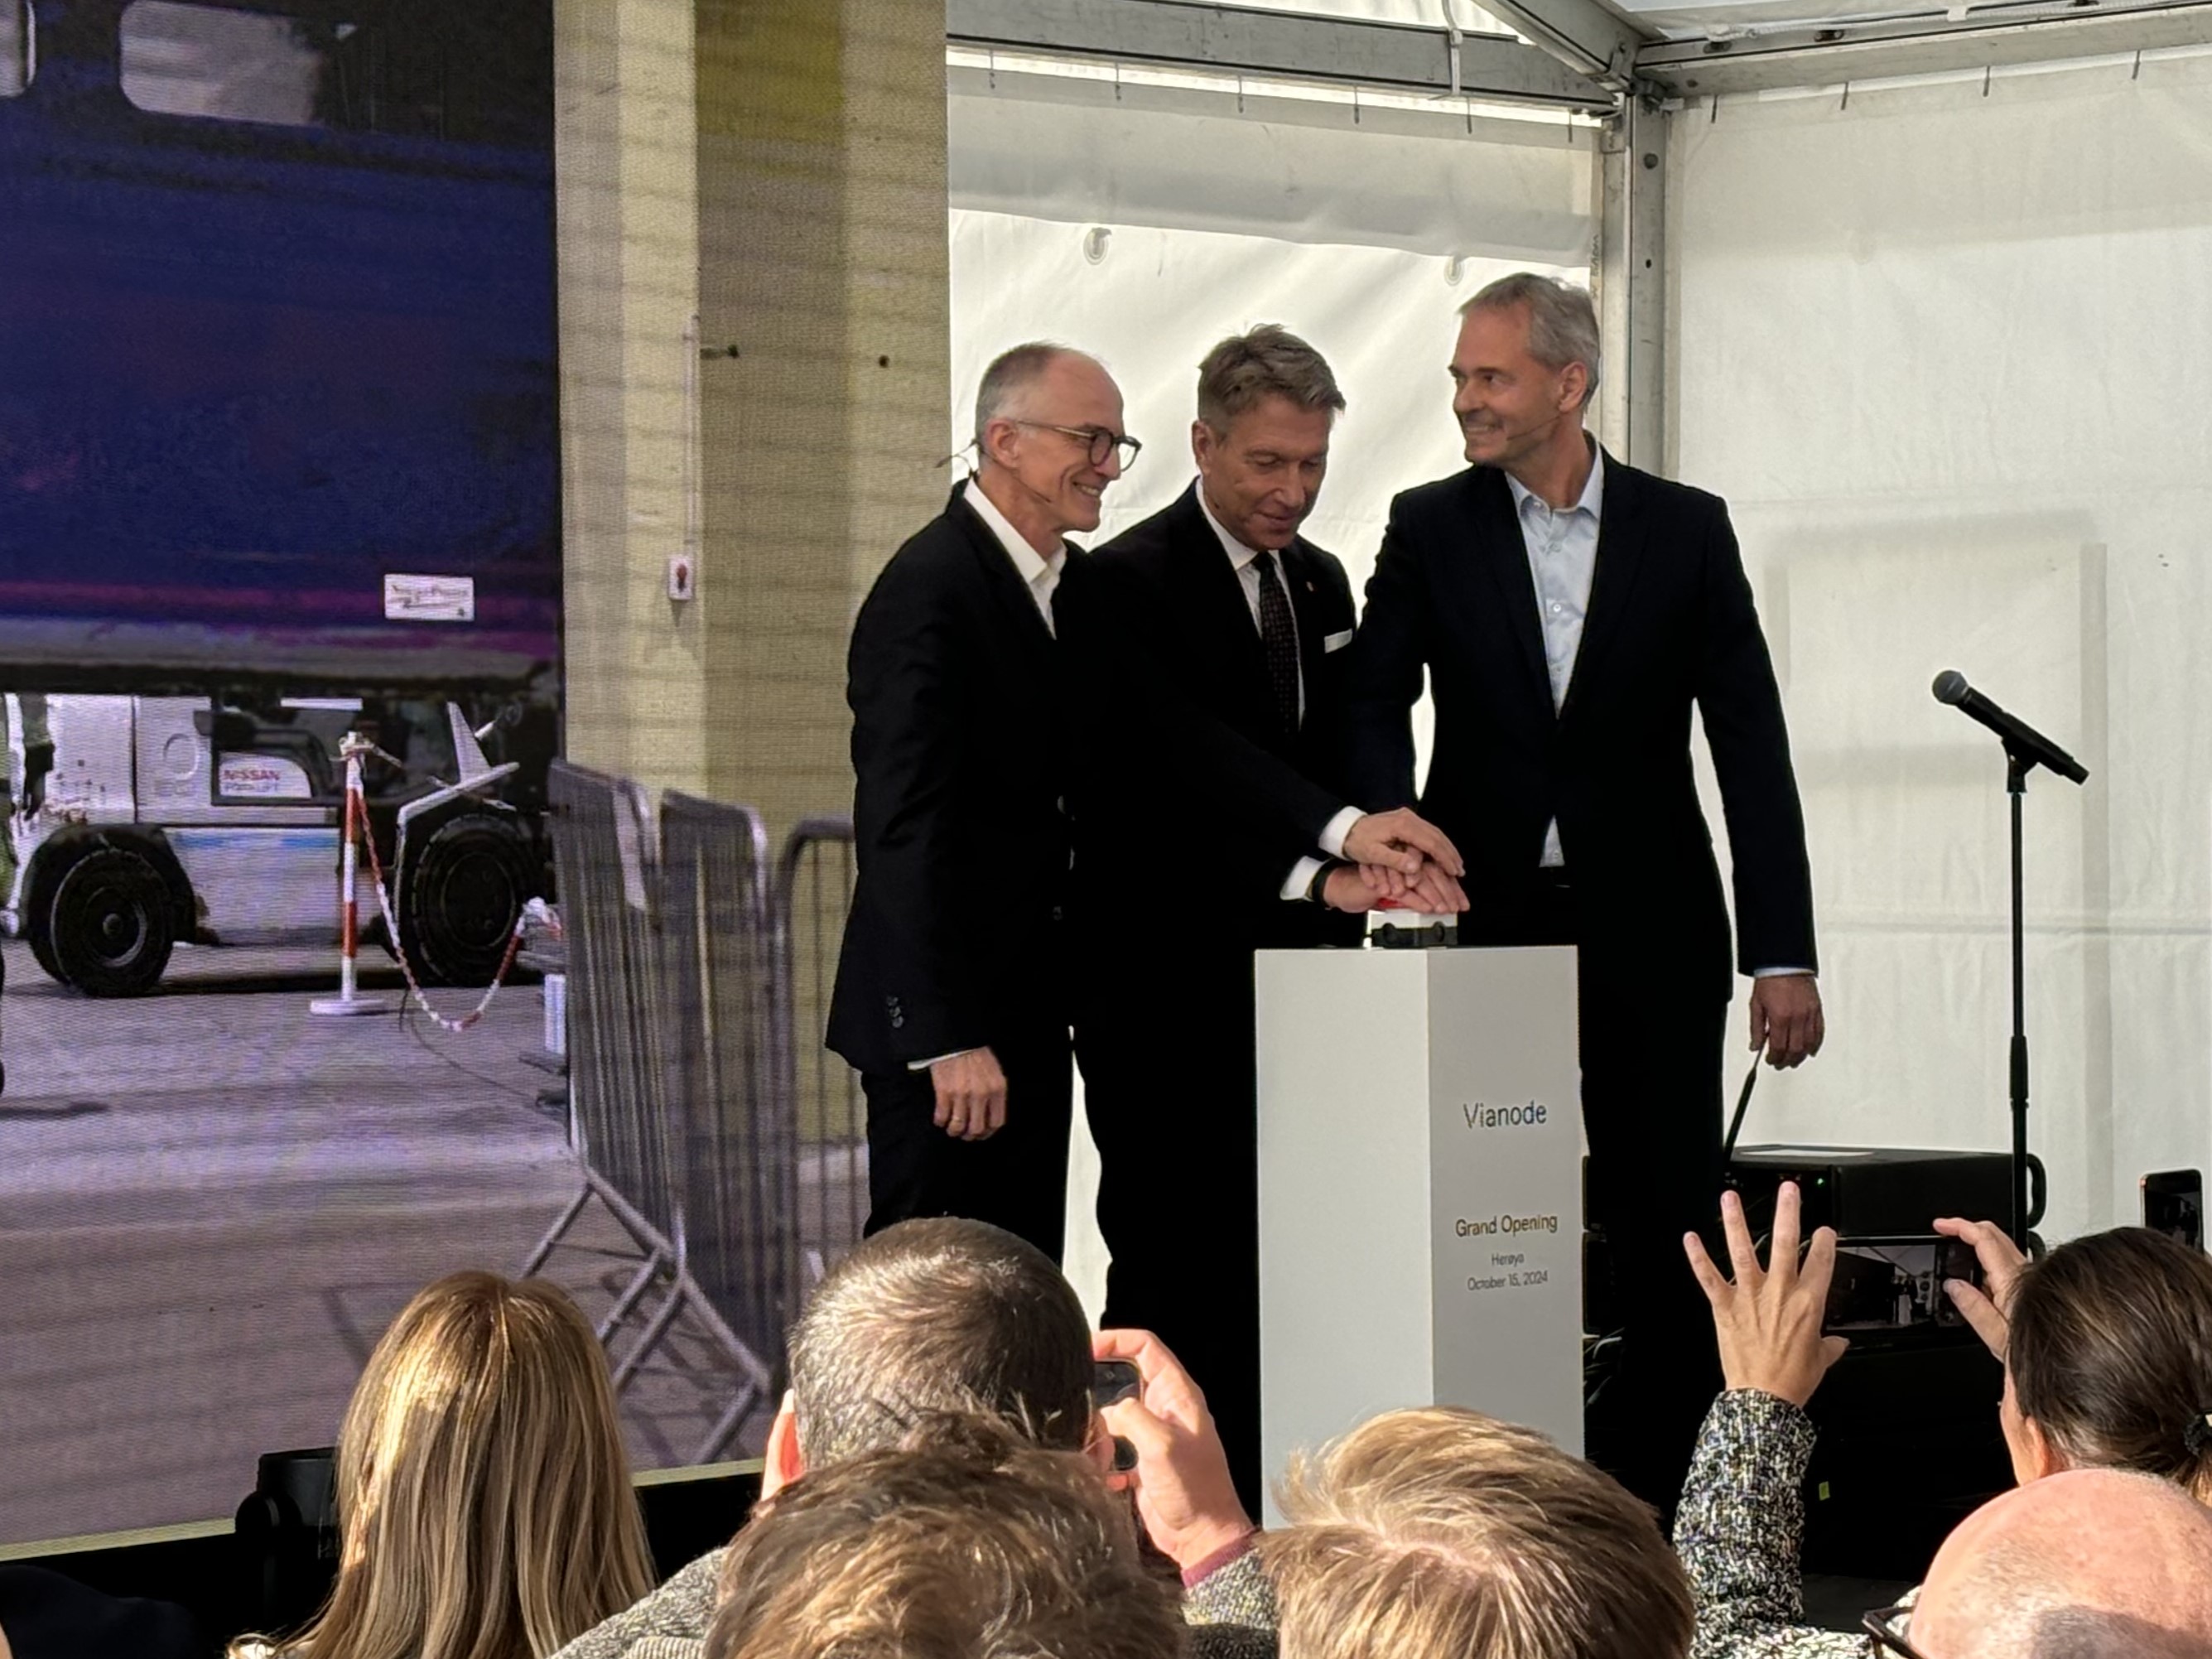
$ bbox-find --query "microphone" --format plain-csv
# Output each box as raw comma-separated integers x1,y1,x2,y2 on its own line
1932,671,2088,784
1463,405,1573,451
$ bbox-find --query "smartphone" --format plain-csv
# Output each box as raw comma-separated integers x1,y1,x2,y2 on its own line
1823,1236,1985,1332
1092,1361,1143,1478
1092,1358,1141,1411
2143,1170,2204,1250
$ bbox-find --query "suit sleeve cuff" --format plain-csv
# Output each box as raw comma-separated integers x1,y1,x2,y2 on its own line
1318,806,1361,861
907,1048,976,1072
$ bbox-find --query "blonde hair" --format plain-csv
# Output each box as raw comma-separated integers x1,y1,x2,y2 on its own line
1260,1406,1694,1659
705,1415,1183,1659
233,1271,654,1659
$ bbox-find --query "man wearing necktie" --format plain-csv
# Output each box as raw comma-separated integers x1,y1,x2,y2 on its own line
1339,274,1823,1511
827,343,1136,1261
1064,326,1466,1510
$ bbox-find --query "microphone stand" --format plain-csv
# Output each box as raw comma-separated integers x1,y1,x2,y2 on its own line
1998,742,2063,1251
1938,671,2077,1251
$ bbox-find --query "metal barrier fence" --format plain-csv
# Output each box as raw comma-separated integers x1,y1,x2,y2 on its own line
771,815,865,1277
527,762,776,1462
527,769,866,1460
660,791,798,1418
533,763,677,1309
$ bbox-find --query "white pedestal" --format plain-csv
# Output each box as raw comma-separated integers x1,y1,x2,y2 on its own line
1255,945,1583,1501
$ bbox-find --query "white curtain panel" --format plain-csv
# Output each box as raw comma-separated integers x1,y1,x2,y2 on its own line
1675,51,2212,1242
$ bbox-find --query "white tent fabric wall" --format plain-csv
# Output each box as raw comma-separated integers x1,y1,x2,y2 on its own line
948,84,1593,1311
1674,50,2212,1245
947,214,1584,582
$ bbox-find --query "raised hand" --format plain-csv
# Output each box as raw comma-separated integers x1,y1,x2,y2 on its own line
1934,1215,2029,1359
1092,1328,1251,1573
1684,1183,1849,1409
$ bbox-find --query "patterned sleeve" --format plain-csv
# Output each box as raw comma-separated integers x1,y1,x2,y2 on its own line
1183,1542,1279,1631
546,1546,725,1659
1672,1390,1867,1659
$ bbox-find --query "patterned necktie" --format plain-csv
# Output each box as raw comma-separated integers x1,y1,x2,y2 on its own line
1255,551,1300,735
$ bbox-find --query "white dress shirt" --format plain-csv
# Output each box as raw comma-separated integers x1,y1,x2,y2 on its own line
912,482,1071,1073
1193,488,1360,899
1506,444,1806,977
963,477,1065,634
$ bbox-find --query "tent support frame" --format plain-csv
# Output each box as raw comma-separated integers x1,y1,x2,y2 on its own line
1594,93,1668,474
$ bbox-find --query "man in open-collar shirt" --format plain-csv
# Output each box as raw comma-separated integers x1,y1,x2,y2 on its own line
826,343,1135,1260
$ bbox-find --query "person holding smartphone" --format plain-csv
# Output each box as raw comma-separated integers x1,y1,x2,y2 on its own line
1673,1188,2212,1657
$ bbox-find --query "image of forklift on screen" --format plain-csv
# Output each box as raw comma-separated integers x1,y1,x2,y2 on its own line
0,1,563,1015
1824,1236,1987,1333
0,0,634,1557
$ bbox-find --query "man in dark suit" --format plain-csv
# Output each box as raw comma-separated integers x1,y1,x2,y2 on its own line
826,343,1140,1261
1339,274,1824,1509
1064,326,1466,1508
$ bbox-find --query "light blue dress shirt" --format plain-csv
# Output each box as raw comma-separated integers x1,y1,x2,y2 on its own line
1504,444,1806,977
1504,446,1605,869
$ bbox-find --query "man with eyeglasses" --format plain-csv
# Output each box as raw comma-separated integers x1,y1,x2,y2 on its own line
827,343,1139,1259
1058,325,1467,1511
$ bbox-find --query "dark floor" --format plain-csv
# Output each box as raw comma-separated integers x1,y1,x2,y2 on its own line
0,940,766,1548
1804,1574,1917,1632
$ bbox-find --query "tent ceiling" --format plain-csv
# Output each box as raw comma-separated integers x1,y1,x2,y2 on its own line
947,0,1625,104
1219,0,2207,44
983,0,2212,94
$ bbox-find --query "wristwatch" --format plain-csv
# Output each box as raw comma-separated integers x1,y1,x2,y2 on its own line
1306,859,1347,907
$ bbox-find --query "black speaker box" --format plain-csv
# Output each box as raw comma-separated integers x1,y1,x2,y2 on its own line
1729,1145,2020,1237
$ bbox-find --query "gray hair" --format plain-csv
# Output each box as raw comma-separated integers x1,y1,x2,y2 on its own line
1462,273,1602,404
1195,324,1347,433
973,341,1077,449
784,1218,1093,1468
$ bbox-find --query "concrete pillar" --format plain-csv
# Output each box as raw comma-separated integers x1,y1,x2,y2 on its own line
554,0,707,794
693,0,952,837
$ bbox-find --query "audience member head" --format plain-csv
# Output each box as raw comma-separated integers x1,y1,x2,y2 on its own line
2002,1225,2212,1498
235,1271,653,1659
704,1415,1183,1659
1260,1406,1693,1659
1911,1467,2212,1657
971,342,1129,541
764,1218,1095,1494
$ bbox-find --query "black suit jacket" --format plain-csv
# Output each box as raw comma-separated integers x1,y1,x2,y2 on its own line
1063,484,1366,963
1339,452,1815,999
827,485,1080,1074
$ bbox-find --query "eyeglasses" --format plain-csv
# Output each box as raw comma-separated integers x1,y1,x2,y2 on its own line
1011,420,1143,470
1861,1604,1931,1658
